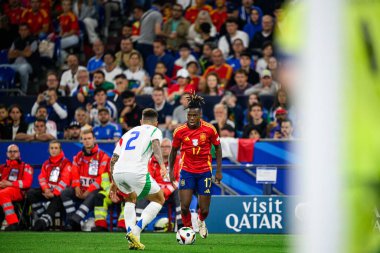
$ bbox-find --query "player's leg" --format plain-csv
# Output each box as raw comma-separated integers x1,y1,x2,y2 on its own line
179,170,195,228
196,171,213,238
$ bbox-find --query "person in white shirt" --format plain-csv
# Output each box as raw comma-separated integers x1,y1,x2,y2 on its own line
27,105,57,138
102,51,123,83
218,17,249,59
60,54,87,95
109,108,166,250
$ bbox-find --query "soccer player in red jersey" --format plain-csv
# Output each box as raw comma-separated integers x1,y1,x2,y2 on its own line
169,94,222,238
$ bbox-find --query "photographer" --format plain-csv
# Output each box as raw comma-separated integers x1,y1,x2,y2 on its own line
31,88,68,133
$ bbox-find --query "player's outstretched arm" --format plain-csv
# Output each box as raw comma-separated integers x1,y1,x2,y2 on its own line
109,153,120,200
168,146,180,184
152,139,166,177
214,144,223,184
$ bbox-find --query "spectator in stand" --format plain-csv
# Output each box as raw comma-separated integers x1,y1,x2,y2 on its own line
173,43,197,76
267,107,288,138
198,42,215,73
143,72,167,96
229,69,253,96
119,90,144,132
269,89,290,121
67,121,82,140
101,51,123,83
162,4,190,51
90,70,115,91
87,39,105,74
219,4,245,37
60,54,87,96
221,91,245,132
220,124,235,138
72,69,92,103
150,87,173,134
40,72,65,97
20,0,49,38
2,105,28,140
229,50,260,87
27,140,71,231
193,22,218,53
244,69,279,97
211,0,228,33
154,61,172,88
184,0,213,24
242,102,267,138
187,61,201,92
31,88,68,132
239,0,262,24
146,38,174,78
3,23,39,94
15,118,56,141
0,104,11,127
248,128,261,139
267,56,279,82
168,92,189,132
250,15,274,56
201,72,223,96
256,41,274,75
135,1,163,61
0,144,33,231
130,6,144,42
107,73,129,101
73,0,99,44
26,105,57,139
74,107,92,131
3,0,25,41
115,37,140,69
58,0,80,64
218,17,249,59
93,108,122,141
167,69,195,103
88,88,118,126
201,48,233,91
226,38,247,71
60,129,110,231
243,7,263,40
187,10,217,49
210,103,235,135
277,119,294,140
123,51,149,94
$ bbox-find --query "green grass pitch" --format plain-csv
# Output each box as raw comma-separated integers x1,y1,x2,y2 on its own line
0,232,291,253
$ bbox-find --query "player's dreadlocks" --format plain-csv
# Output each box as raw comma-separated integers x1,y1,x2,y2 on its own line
185,93,205,110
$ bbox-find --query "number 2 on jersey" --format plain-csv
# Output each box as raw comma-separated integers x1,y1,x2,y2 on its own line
125,131,140,150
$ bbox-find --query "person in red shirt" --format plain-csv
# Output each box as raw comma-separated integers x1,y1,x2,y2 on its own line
136,138,182,230
169,94,222,239
58,0,80,63
201,48,233,91
184,0,213,24
27,140,71,231
210,0,228,32
60,129,110,231
3,0,25,31
0,144,33,231
21,0,49,38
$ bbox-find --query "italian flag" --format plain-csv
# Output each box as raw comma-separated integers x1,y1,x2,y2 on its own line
212,138,256,163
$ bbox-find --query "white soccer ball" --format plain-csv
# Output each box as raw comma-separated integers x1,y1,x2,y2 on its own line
176,227,196,245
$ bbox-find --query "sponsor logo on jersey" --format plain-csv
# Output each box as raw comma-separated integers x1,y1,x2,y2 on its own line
192,139,198,146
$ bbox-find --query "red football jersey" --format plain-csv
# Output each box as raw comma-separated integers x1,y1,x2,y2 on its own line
172,120,220,173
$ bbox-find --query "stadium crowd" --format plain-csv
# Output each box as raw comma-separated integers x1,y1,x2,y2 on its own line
0,0,296,231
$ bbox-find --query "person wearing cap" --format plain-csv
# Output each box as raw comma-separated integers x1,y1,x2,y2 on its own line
229,69,253,96
267,107,288,138
146,38,175,78
167,68,195,103
244,69,279,97
67,121,82,140
218,17,249,59
162,4,191,51
93,108,122,141
119,90,144,132
173,43,197,76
